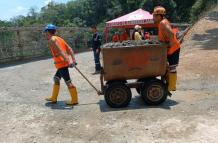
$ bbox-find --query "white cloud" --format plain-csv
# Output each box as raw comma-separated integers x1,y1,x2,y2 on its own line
44,0,52,5
14,6,27,13
9,6,29,18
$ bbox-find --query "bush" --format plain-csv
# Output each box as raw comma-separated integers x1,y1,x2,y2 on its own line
191,0,217,22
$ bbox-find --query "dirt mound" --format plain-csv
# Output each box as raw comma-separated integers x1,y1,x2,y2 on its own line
179,5,218,81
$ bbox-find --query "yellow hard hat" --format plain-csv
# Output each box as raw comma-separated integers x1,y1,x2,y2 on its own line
153,6,166,15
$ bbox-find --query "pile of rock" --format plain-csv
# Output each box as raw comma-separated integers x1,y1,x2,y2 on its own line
102,40,161,48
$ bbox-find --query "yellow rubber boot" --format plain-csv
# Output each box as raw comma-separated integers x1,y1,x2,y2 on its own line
45,84,60,103
66,87,79,105
168,72,177,91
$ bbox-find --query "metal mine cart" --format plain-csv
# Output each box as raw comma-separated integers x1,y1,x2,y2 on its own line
100,42,170,108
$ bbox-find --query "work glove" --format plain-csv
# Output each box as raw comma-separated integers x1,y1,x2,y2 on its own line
69,62,77,68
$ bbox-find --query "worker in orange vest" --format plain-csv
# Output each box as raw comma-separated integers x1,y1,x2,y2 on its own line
112,32,120,42
153,6,181,91
144,32,151,40
120,29,128,42
44,24,78,105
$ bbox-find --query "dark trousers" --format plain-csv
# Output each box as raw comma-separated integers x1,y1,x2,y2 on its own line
93,49,101,71
167,48,180,66
54,67,71,83
167,48,180,73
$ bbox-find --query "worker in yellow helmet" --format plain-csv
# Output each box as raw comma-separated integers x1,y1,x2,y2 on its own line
153,6,181,91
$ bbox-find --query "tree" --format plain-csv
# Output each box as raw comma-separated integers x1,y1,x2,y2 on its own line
2,0,216,28
0,20,12,27
174,0,196,22
190,0,217,21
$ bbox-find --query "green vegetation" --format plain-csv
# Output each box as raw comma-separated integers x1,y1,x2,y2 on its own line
0,0,217,28
0,0,217,62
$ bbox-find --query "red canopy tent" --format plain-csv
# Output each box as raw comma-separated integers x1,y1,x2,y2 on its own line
104,9,157,42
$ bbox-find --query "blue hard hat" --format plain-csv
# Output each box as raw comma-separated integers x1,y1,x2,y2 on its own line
44,24,57,32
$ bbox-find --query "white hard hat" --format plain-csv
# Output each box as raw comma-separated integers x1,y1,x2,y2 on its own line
135,25,142,30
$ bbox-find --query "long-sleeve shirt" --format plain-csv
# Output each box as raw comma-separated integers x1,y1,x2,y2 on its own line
92,33,101,50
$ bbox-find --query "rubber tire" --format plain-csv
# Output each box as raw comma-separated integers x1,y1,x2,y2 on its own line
104,82,132,108
136,78,156,94
141,79,167,106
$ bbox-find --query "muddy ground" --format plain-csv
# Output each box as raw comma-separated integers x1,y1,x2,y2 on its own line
1,6,218,143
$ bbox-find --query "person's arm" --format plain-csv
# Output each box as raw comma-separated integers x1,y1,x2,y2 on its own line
50,37,69,62
160,22,175,46
65,43,76,63
96,48,100,53
112,35,116,42
96,34,101,53
117,35,120,41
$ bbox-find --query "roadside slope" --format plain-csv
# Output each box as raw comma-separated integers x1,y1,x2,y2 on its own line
179,5,218,83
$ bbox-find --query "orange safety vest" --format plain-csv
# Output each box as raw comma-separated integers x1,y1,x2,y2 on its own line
49,36,70,69
120,32,128,41
144,33,151,40
158,19,180,55
112,34,120,42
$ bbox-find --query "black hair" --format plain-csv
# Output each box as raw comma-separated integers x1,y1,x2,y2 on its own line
132,30,137,40
47,29,56,35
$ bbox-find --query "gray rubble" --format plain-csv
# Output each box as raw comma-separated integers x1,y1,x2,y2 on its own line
102,40,162,48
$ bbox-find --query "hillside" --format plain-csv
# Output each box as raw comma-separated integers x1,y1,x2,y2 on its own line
179,5,218,81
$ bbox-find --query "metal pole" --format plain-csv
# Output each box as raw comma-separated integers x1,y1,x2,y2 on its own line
178,26,192,44
74,66,102,95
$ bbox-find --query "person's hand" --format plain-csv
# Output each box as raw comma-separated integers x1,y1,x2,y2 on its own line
72,58,76,63
69,62,77,68
96,48,101,53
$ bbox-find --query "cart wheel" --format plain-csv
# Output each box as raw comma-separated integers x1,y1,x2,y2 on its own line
105,82,132,108
136,78,155,94
141,79,167,105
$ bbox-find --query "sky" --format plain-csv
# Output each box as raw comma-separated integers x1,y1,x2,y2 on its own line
0,0,71,21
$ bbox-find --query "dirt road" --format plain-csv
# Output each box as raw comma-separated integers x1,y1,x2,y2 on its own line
1,6,218,143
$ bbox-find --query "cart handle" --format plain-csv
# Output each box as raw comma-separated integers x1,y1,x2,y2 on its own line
74,66,102,95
